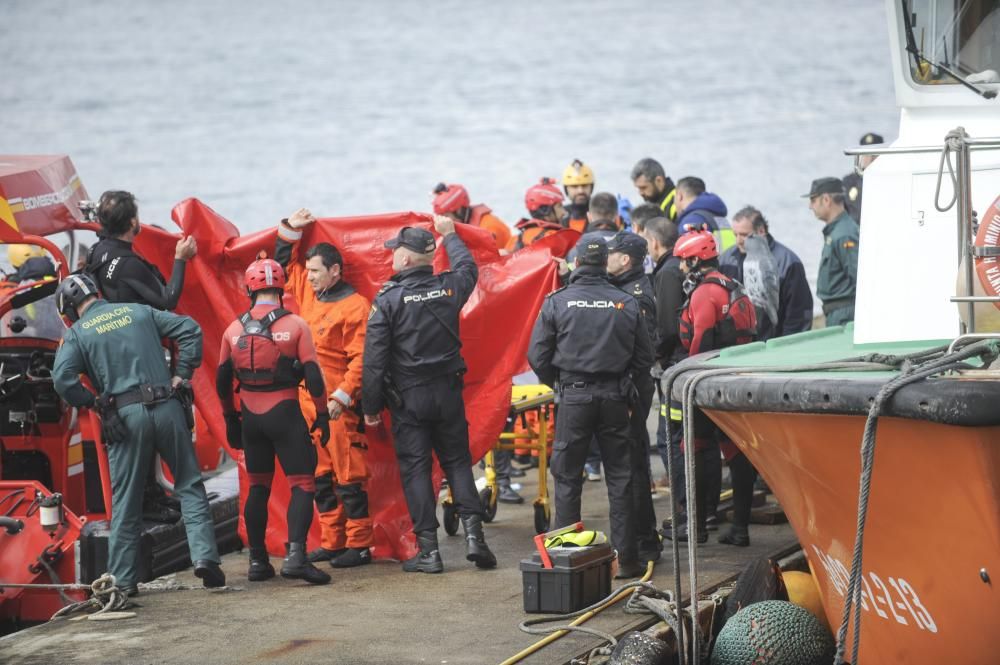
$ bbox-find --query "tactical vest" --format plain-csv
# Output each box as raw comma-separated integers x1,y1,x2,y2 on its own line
679,271,757,350
232,308,303,390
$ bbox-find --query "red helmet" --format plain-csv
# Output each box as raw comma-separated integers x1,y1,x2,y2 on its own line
432,183,470,215
525,177,564,213
673,230,718,261
244,258,286,295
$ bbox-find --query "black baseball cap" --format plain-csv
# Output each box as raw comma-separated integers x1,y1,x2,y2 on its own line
606,232,648,261
384,227,436,254
860,132,884,145
574,235,609,266
802,177,845,198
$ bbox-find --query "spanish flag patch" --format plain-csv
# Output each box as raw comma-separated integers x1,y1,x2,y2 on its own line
842,240,856,249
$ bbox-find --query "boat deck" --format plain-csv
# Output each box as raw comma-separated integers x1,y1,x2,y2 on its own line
0,461,797,665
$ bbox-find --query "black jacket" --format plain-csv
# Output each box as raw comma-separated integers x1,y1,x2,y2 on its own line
362,233,478,414
527,266,653,388
719,235,813,339
85,237,186,310
650,252,686,365
609,265,657,351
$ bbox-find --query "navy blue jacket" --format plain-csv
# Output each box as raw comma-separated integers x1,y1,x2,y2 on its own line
362,233,477,414
528,266,653,388
719,235,813,339
676,192,726,234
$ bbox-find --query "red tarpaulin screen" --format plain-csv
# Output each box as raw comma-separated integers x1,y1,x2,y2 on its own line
130,199,576,560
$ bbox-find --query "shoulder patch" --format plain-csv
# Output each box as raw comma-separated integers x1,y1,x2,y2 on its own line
633,283,643,295
368,304,378,320
848,186,859,201
376,281,400,297
842,240,857,249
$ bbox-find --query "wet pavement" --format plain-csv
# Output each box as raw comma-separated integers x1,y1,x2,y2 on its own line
0,457,796,665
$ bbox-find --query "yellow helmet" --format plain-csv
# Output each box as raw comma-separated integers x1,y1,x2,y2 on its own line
562,159,595,187
7,244,43,268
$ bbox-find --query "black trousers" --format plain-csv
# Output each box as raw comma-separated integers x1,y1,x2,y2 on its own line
242,399,318,547
552,382,637,564
629,374,658,553
391,374,482,533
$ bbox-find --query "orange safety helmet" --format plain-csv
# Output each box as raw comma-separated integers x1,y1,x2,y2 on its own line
673,230,718,261
432,183,470,215
525,177,564,213
244,257,286,296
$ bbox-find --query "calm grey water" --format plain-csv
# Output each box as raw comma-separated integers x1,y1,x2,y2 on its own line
4,0,897,288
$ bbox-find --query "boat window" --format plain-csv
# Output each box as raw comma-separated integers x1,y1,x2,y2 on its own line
905,0,1000,86
1,292,65,342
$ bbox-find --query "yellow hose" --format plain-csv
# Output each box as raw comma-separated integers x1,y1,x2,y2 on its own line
498,560,655,665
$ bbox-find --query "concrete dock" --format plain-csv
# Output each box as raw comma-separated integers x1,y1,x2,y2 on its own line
0,459,797,665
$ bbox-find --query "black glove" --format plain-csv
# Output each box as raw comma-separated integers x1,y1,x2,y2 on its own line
311,412,331,447
95,395,128,447
224,413,243,450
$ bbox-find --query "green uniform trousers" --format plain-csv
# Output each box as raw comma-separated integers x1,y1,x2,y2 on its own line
106,399,218,587
824,304,855,327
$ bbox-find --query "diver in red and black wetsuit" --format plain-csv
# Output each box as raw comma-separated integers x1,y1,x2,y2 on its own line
216,258,331,585
674,231,758,546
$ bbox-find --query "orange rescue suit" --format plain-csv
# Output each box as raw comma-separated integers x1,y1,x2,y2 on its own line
276,222,373,550
468,204,512,252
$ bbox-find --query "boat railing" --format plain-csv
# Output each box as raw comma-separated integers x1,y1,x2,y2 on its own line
846,129,1000,333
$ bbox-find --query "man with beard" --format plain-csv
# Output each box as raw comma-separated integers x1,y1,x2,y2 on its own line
630,158,678,221
562,159,596,233
85,190,198,524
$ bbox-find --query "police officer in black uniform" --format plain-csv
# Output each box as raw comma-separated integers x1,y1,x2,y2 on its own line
362,215,496,574
84,190,199,523
528,236,654,579
606,232,661,561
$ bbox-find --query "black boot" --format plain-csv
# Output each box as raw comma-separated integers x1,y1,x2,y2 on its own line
718,524,750,547
281,543,331,585
461,515,497,569
402,530,444,573
662,523,708,544
248,547,275,581
331,547,371,568
307,546,346,563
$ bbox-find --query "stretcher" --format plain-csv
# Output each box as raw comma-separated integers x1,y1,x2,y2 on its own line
443,384,556,535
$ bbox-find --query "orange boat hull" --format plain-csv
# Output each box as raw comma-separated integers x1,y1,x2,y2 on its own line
705,410,1000,665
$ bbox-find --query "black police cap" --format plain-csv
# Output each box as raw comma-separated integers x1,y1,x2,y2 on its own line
860,132,884,145
606,232,648,261
802,177,845,198
384,227,436,254
574,235,609,266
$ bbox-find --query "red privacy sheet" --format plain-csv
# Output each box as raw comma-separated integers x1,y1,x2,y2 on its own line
131,199,577,559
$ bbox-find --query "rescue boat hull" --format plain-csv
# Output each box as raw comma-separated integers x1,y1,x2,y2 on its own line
704,409,1000,664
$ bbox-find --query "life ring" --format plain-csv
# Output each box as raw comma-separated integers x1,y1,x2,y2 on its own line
973,194,1000,311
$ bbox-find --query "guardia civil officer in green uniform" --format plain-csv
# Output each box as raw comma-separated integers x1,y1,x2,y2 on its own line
804,177,860,326
52,273,224,596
